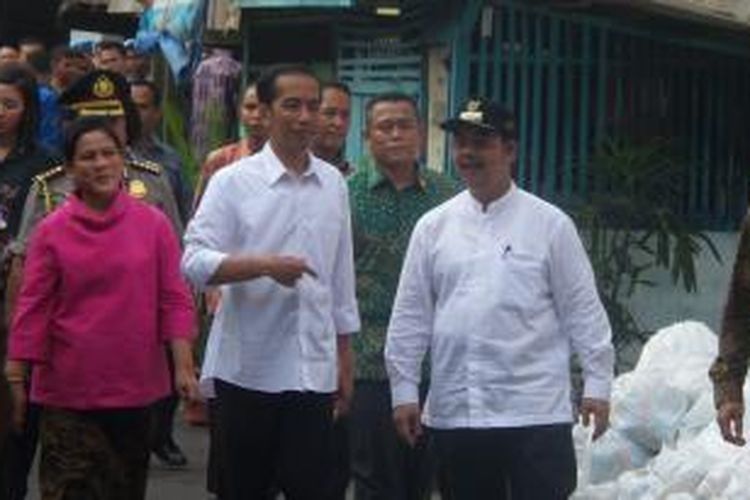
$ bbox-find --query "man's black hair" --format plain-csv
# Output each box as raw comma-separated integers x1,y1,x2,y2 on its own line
255,64,319,106
365,92,420,129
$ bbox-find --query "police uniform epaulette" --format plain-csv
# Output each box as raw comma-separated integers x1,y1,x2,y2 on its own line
33,165,65,183
129,159,162,175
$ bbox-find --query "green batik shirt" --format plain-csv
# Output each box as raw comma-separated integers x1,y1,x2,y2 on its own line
349,162,460,380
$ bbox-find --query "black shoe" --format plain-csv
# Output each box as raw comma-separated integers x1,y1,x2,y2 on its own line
152,441,188,467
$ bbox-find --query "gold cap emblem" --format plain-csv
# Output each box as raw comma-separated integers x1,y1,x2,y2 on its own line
128,179,148,199
93,75,115,99
459,99,484,124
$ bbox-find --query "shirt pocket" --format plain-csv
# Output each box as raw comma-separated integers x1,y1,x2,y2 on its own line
492,250,549,310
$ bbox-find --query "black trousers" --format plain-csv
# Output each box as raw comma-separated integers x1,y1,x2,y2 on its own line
349,381,436,500
150,394,178,451
150,348,178,452
432,424,577,500
326,416,350,500
0,396,40,500
215,379,334,500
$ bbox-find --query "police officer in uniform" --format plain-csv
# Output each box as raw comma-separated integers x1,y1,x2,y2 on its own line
3,70,187,489
13,69,182,251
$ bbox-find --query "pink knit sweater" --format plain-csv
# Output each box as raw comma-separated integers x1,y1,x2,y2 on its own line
9,189,195,409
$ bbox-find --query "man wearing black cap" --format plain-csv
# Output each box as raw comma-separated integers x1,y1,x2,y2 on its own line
384,98,614,499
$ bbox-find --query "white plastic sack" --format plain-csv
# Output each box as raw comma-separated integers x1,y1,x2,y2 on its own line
574,322,750,499
612,322,717,452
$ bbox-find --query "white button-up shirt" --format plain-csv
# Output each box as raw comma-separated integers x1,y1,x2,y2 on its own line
385,185,614,429
182,143,360,395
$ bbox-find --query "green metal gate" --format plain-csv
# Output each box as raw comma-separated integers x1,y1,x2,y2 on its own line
451,0,750,229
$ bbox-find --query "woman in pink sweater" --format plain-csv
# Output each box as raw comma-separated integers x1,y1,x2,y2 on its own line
4,117,198,500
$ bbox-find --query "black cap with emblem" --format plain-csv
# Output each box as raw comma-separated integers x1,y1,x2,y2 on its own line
58,70,140,144
59,70,129,117
441,97,517,141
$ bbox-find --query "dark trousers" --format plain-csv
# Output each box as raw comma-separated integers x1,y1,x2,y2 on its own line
349,381,435,500
0,397,40,500
151,348,178,451
206,398,222,496
215,379,334,500
432,424,577,500
150,394,178,450
327,416,351,500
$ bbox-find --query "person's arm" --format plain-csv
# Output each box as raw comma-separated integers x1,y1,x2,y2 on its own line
10,180,46,260
181,169,315,290
330,182,361,418
334,335,354,419
710,212,750,445
4,359,29,431
385,218,434,446
150,171,184,238
549,216,614,441
163,148,194,226
209,254,315,287
192,149,224,212
156,215,199,399
4,255,24,327
5,223,59,429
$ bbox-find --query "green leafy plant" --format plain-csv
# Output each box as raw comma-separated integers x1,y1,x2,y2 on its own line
569,138,721,364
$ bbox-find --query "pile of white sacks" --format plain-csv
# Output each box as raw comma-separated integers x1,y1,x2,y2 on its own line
572,321,750,499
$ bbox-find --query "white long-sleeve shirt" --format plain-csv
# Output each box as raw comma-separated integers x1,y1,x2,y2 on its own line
182,143,360,395
385,185,614,429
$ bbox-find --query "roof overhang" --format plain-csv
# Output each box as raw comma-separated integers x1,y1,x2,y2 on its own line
233,0,353,7
639,0,750,29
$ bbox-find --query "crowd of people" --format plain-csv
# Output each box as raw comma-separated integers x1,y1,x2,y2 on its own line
0,35,630,500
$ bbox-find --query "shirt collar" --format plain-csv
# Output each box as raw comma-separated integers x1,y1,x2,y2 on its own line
367,163,426,191
260,142,321,187
465,182,518,214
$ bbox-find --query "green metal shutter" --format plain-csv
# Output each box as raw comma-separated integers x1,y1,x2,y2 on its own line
452,0,750,229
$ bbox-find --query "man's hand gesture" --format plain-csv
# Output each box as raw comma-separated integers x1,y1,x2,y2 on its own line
393,403,422,447
579,397,610,441
267,256,317,287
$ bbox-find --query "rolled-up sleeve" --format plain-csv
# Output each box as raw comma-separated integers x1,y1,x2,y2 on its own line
331,181,360,335
385,217,434,408
157,216,196,341
549,216,615,401
181,171,234,289
8,223,58,363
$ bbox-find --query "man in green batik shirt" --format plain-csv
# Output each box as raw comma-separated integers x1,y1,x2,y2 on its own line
347,93,459,500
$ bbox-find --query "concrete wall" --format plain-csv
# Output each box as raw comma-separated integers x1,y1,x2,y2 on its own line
426,45,449,172
625,230,739,338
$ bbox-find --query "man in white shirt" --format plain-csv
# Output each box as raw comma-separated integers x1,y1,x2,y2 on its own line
182,64,360,500
385,98,614,499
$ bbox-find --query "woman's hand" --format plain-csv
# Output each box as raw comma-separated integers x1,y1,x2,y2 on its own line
174,368,200,402
170,339,200,402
